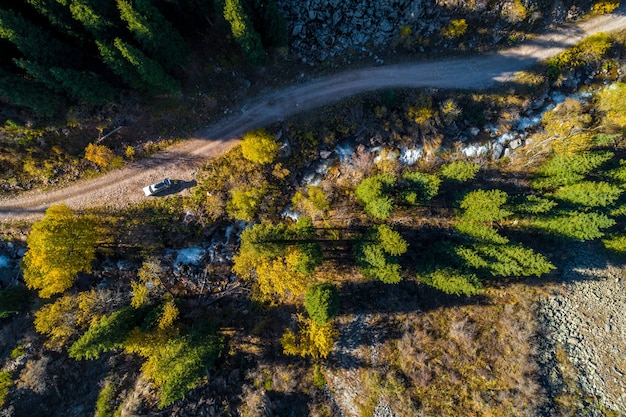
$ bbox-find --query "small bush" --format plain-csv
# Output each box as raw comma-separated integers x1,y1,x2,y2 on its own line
439,161,479,182
0,371,11,408
591,0,620,14
441,19,467,39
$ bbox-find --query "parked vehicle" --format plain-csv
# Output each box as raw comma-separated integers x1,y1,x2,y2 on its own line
143,178,173,196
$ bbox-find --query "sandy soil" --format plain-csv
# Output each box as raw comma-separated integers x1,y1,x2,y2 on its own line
1,6,625,222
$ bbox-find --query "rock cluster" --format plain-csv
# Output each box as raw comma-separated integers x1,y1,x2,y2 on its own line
536,243,626,415
275,0,437,64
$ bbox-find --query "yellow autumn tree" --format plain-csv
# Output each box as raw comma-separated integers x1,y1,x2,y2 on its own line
255,248,310,300
22,204,99,298
281,314,338,360
240,129,280,164
34,289,110,348
85,143,115,168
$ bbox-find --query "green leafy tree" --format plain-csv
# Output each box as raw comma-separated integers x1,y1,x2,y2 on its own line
305,283,339,325
355,173,396,220
233,219,322,300
240,129,280,164
223,0,267,65
22,204,99,298
439,161,480,182
227,186,265,221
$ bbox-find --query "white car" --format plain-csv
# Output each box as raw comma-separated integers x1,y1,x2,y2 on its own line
143,178,173,196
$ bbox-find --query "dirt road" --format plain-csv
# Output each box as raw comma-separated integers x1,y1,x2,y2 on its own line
2,6,626,222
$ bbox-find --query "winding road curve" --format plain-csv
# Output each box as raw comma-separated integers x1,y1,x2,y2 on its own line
2,6,626,222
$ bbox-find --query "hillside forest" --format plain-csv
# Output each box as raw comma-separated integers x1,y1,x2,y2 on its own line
1,1,626,417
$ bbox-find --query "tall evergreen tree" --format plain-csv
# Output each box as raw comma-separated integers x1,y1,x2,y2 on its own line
223,0,266,65
116,0,188,73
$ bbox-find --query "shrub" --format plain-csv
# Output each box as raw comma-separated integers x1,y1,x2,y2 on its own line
281,315,338,360
85,143,115,169
0,371,11,408
305,283,339,325
591,0,620,14
441,19,467,39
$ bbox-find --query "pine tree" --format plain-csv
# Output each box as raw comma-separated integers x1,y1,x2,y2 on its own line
401,171,441,205
439,161,480,182
418,269,482,296
112,37,180,93
305,283,339,325
552,181,622,207
116,0,188,73
532,211,615,241
355,225,407,284
223,0,267,65
355,173,396,220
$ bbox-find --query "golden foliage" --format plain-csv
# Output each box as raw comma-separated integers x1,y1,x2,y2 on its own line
597,82,626,132
131,258,165,307
441,19,467,39
34,290,108,348
22,204,99,298
158,300,179,330
591,0,620,14
85,143,115,168
281,315,338,360
255,248,309,300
